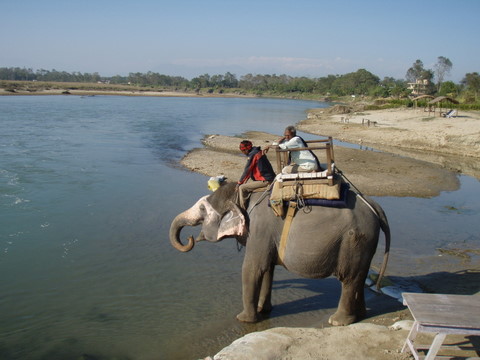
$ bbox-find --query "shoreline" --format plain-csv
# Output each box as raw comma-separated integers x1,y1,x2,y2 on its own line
0,87,256,98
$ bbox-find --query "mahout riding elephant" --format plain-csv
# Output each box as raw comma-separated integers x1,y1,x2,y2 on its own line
169,181,390,326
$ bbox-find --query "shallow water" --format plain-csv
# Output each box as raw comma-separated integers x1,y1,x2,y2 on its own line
0,95,478,360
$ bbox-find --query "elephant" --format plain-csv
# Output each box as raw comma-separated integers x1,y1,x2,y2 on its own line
169,181,390,326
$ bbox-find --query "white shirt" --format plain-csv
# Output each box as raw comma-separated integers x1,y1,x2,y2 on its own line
278,136,318,171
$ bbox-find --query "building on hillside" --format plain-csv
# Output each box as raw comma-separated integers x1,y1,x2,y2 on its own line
407,79,430,96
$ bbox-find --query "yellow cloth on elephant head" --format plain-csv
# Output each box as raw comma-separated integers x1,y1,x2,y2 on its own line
208,175,227,192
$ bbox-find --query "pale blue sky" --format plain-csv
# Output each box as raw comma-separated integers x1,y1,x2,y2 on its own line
2,0,479,82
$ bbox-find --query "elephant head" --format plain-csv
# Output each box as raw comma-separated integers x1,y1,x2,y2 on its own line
169,182,248,252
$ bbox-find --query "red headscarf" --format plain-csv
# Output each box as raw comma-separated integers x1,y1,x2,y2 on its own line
239,140,253,152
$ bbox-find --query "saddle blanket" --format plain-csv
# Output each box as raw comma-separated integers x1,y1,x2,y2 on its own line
269,180,349,216
302,182,349,208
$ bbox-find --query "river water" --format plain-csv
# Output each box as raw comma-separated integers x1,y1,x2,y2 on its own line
0,95,478,360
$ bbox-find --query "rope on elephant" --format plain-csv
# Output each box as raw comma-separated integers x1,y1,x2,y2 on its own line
335,167,380,219
292,181,311,214
247,181,274,215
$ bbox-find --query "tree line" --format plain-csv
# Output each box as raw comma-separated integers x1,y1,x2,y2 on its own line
1,57,479,102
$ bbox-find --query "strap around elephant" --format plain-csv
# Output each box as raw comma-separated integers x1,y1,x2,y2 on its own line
336,167,379,219
278,201,297,263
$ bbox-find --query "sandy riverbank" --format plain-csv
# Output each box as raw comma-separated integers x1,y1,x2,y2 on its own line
0,87,255,98
304,106,480,157
180,106,480,359
182,107,480,198
300,106,480,179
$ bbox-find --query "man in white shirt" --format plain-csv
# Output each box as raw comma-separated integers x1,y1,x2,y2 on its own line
273,125,321,173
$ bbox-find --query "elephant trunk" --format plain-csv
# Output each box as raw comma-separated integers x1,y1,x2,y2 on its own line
169,212,200,252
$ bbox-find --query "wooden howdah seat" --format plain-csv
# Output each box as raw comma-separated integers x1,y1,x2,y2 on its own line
272,136,336,186
269,137,341,217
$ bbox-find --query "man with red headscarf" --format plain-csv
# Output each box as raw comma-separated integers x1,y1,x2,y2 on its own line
236,140,276,209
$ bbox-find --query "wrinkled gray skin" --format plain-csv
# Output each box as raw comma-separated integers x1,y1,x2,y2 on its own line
169,182,390,326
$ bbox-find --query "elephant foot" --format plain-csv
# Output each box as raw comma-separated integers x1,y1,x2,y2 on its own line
236,310,259,323
328,311,358,326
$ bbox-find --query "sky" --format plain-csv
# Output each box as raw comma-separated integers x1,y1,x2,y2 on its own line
2,0,479,82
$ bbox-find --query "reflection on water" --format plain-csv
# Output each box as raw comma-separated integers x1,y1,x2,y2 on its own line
0,96,478,360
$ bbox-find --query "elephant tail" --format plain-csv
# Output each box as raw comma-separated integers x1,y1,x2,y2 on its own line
375,204,390,291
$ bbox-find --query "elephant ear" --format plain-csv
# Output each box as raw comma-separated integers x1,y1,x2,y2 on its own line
217,201,247,240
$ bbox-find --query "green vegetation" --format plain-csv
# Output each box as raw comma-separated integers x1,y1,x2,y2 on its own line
1,57,480,109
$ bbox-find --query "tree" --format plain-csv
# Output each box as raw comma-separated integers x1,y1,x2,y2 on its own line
462,72,480,101
353,69,380,94
406,60,426,83
330,69,379,96
376,77,408,98
438,81,458,97
110,75,128,84
210,74,223,88
406,59,434,83
190,73,211,89
128,72,147,86
315,75,338,95
222,72,238,88
434,56,452,91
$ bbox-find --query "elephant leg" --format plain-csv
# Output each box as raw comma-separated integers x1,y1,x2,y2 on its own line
237,255,272,323
236,265,261,322
329,274,367,326
257,263,275,313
